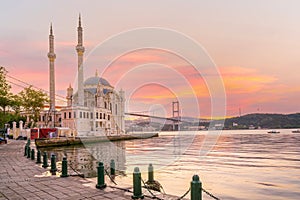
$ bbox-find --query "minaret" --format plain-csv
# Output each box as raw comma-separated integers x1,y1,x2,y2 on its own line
76,14,85,106
67,84,73,107
47,23,56,114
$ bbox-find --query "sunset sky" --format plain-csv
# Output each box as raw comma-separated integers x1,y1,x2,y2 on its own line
1,1,300,118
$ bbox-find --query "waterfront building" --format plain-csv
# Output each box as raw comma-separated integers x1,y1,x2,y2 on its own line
38,15,125,136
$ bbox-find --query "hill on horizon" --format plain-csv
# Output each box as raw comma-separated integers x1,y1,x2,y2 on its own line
223,113,300,129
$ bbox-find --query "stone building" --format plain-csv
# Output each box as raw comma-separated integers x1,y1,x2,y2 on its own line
38,15,125,136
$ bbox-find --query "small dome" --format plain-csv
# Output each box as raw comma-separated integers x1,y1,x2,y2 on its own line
84,76,111,87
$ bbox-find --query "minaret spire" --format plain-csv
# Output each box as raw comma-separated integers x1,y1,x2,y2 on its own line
79,13,81,27
47,23,56,127
50,23,53,35
76,14,85,106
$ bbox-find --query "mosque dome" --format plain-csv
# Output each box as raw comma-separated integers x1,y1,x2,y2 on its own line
84,76,111,87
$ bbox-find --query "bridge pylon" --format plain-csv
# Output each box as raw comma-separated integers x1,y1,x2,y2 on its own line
172,101,180,131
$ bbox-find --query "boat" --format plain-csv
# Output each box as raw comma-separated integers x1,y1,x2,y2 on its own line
292,129,300,133
35,132,159,148
267,130,280,134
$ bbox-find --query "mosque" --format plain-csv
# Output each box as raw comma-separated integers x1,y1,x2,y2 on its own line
37,15,125,136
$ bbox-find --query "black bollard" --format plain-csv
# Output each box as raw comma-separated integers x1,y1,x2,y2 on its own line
31,149,35,160
27,146,31,159
60,157,69,177
36,150,42,164
50,154,57,175
42,152,49,168
24,145,28,156
96,162,106,189
191,175,202,200
110,159,115,176
132,167,144,199
148,163,154,182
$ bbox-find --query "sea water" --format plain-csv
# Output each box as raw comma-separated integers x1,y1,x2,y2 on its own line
42,129,300,199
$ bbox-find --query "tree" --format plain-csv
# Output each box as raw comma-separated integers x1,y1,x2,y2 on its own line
19,86,49,125
0,66,13,114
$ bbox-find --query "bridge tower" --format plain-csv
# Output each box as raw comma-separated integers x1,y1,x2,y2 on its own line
172,101,180,131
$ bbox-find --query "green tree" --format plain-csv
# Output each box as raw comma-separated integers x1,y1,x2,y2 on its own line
19,86,49,125
0,66,12,114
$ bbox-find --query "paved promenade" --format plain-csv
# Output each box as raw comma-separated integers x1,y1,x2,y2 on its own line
0,140,177,200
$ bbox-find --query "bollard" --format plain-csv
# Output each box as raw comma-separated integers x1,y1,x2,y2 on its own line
27,146,31,159
50,154,57,175
42,152,49,168
191,175,202,200
36,150,42,164
27,139,30,146
31,149,35,160
110,159,115,176
96,162,106,189
148,163,154,182
132,167,144,199
24,145,28,156
61,157,69,177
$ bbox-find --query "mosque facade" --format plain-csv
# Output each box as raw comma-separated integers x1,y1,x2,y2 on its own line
38,15,125,136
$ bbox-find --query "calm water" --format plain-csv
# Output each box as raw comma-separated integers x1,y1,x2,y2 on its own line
41,129,300,199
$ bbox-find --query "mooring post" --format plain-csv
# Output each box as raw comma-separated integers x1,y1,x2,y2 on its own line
27,146,31,159
50,154,57,175
132,167,144,199
24,145,28,156
27,138,30,146
110,159,115,176
191,175,202,200
31,149,35,160
148,163,154,182
61,157,69,177
42,152,49,168
96,162,106,189
36,150,42,164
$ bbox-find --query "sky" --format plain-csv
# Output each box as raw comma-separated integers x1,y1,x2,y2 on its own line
1,0,300,118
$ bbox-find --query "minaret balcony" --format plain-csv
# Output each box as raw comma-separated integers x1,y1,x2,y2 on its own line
47,52,56,59
76,45,85,53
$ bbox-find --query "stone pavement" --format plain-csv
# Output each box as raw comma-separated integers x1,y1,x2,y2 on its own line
0,140,179,200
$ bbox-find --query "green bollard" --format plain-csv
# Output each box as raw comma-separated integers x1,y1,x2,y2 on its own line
50,154,57,175
61,157,69,177
110,159,115,176
24,145,28,156
27,139,30,146
42,152,49,168
96,162,106,189
27,146,31,159
191,175,202,200
148,163,154,183
36,150,42,164
31,149,35,160
132,167,144,199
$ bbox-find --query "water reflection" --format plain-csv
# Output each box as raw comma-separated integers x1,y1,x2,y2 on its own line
39,141,126,177
39,130,300,199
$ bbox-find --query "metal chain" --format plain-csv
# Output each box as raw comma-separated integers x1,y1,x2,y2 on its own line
202,188,220,200
141,178,163,200
104,168,117,185
176,187,190,200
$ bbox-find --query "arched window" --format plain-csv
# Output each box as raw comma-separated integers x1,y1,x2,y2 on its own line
104,102,107,109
